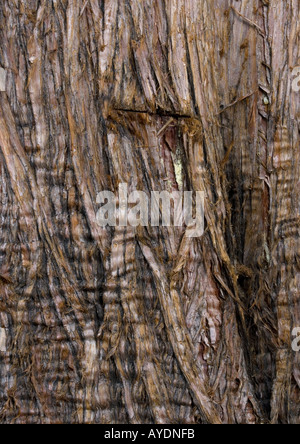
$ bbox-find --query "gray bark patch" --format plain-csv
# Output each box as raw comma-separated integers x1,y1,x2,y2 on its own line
0,328,6,352
0,68,6,91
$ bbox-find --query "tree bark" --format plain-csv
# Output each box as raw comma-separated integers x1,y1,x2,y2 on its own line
0,0,299,424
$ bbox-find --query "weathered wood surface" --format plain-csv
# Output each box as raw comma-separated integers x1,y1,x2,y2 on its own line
0,0,299,424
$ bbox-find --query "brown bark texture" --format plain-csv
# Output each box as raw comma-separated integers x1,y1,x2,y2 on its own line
0,0,299,424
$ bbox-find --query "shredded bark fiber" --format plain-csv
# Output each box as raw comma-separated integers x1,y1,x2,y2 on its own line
0,0,299,424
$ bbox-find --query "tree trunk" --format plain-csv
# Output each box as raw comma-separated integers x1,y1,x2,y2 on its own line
0,0,299,424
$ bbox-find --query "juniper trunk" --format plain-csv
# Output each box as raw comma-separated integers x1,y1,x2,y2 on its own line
0,0,299,424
